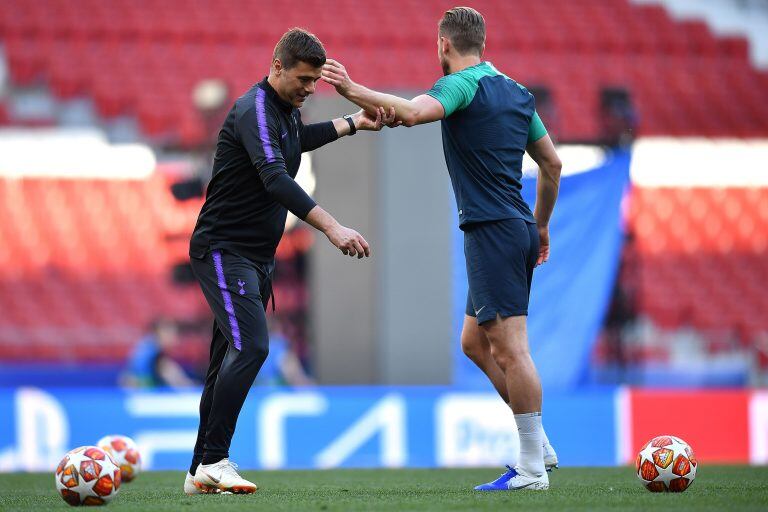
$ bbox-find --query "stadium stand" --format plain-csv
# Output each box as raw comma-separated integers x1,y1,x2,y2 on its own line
0,174,312,361
0,0,766,366
627,187,768,341
1,0,767,144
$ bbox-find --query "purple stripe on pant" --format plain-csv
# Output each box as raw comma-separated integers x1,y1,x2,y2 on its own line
255,88,275,163
212,250,242,350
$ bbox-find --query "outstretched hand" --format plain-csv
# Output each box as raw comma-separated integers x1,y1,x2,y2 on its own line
354,107,401,131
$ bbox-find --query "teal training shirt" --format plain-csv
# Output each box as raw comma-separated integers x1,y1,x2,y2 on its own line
426,61,547,227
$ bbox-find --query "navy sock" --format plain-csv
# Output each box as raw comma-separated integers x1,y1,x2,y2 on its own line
201,453,226,466
189,457,201,475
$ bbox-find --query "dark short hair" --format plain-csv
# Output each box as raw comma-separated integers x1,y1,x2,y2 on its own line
438,6,486,56
273,28,326,70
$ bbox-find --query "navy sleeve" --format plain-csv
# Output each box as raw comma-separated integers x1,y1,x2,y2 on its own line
261,173,317,219
236,98,317,219
297,111,338,152
236,96,285,176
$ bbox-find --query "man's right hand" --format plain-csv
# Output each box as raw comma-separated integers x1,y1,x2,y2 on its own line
325,224,371,259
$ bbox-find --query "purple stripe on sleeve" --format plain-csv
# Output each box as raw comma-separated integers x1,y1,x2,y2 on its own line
255,88,275,163
212,250,242,351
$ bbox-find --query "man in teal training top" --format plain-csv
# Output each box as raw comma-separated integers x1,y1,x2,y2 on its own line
322,6,563,491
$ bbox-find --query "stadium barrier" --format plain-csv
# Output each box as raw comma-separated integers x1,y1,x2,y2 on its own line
0,387,763,471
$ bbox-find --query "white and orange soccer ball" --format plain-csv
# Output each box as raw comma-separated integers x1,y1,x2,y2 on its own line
97,435,142,483
55,446,121,506
636,435,697,492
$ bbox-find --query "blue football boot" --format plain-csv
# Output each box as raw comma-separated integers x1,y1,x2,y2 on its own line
474,465,517,491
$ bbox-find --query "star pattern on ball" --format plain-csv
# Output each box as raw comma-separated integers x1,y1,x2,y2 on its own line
55,446,121,506
636,435,697,493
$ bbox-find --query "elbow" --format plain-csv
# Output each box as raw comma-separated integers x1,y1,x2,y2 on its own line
401,112,419,127
552,157,563,176
260,168,284,193
400,105,421,127
550,157,563,176
543,158,562,184
262,175,277,193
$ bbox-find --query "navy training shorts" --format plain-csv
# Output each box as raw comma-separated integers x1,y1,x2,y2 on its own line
464,218,540,324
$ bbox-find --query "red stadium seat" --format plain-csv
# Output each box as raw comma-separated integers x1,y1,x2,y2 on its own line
0,171,316,361
0,0,766,141
627,188,768,340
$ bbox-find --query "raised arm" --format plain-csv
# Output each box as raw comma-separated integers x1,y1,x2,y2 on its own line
526,133,562,265
298,107,395,153
322,59,444,127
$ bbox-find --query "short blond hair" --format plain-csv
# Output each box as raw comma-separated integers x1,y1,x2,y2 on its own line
438,7,486,56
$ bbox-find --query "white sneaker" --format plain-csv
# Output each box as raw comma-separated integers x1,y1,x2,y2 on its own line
184,472,221,496
185,467,220,495
506,467,549,491
194,459,257,494
544,443,559,471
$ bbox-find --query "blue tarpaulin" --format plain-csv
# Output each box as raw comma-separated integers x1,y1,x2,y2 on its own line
453,149,631,390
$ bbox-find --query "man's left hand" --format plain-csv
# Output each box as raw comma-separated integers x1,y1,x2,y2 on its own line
322,58,354,95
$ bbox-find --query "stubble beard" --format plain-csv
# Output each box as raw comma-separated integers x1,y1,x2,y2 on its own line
440,57,450,76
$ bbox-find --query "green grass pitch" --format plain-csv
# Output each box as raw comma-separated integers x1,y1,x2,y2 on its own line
1,466,766,511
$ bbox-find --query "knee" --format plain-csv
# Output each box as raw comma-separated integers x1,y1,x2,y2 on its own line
489,343,529,371
461,334,484,362
255,343,269,363
243,342,269,365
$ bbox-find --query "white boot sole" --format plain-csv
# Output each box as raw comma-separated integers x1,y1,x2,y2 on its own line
509,480,550,491
194,470,257,494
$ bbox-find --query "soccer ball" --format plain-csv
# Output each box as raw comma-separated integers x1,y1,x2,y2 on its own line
97,435,142,482
636,435,697,492
55,446,121,506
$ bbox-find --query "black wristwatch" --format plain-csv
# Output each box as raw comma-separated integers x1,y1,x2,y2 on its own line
343,114,357,135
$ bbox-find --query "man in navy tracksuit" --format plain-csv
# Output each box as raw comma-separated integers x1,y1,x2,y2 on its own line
184,28,392,494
